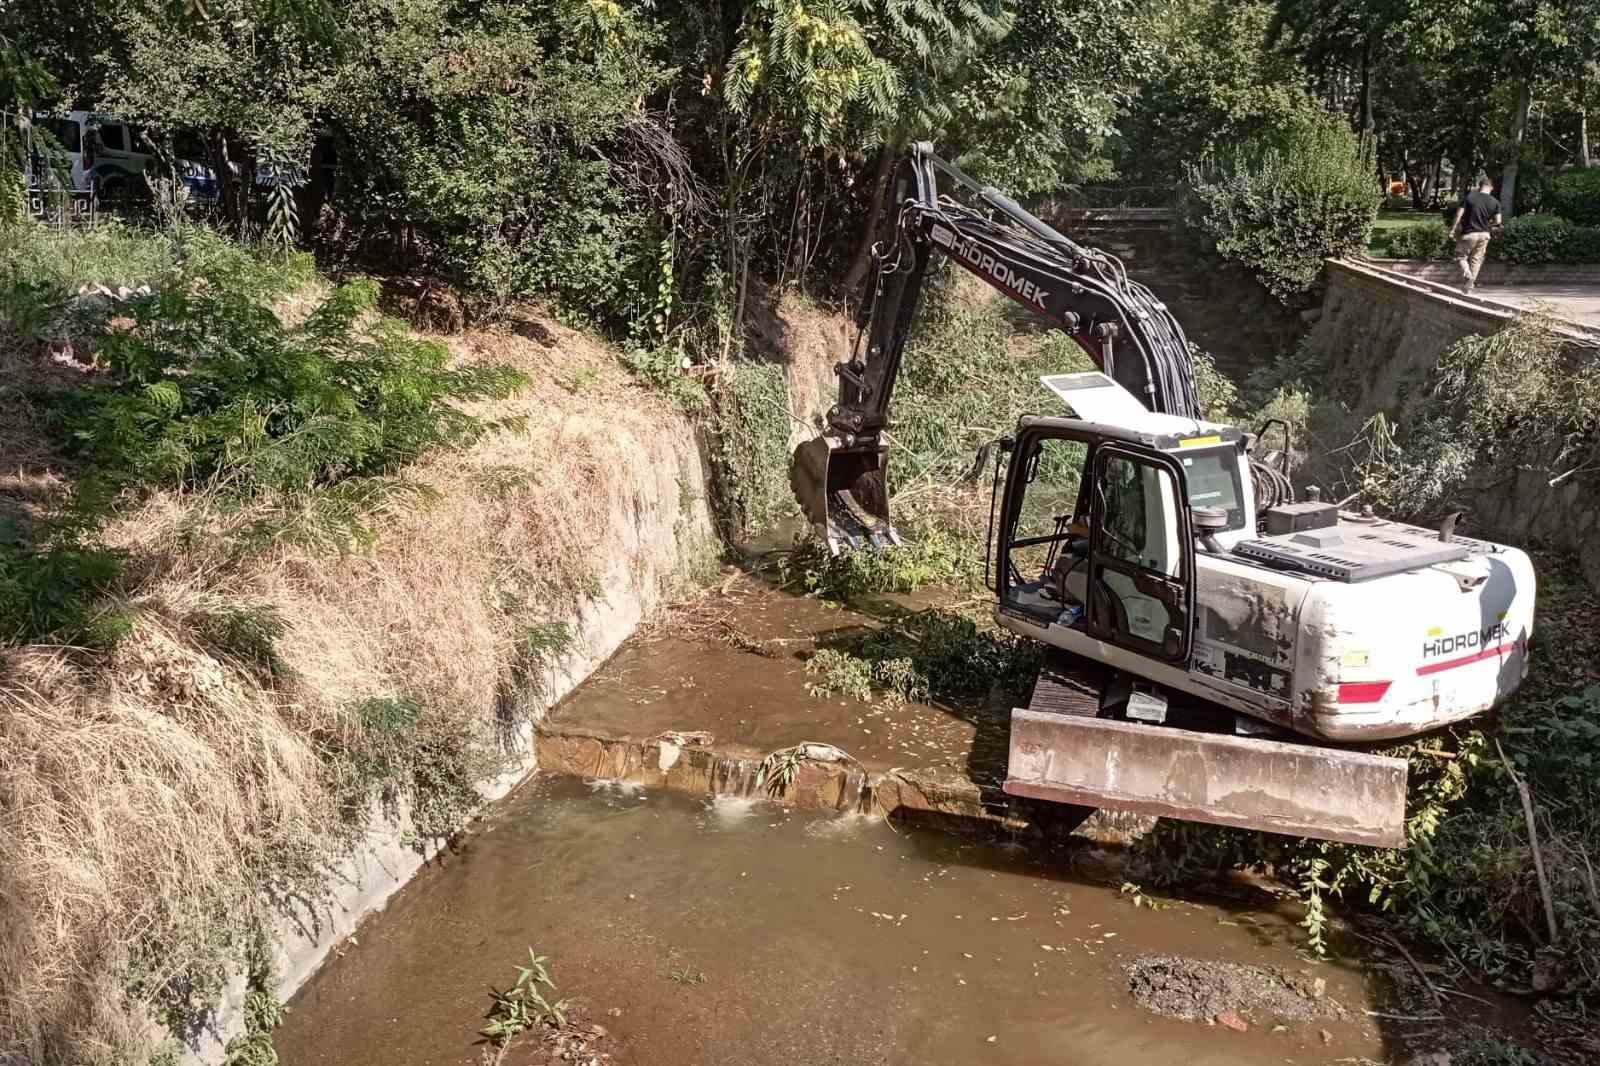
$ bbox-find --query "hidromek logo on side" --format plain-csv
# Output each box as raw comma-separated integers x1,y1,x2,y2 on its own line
1421,621,1509,659
935,229,1049,309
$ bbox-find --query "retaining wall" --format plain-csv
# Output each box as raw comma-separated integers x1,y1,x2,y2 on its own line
1373,259,1600,289
1308,258,1600,588
192,380,717,1063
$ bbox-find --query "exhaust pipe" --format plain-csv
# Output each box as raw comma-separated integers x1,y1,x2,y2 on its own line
789,436,900,554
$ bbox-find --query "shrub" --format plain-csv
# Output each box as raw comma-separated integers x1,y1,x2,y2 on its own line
1545,167,1600,226
1337,317,1598,520
54,279,522,512
1559,223,1600,262
1493,214,1571,264
1386,220,1452,261
328,0,671,334
1177,108,1378,301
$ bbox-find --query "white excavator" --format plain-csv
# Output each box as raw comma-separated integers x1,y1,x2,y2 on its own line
790,144,1536,848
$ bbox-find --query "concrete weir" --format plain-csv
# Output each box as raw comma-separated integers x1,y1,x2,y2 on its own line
533,580,1156,846
535,721,1155,844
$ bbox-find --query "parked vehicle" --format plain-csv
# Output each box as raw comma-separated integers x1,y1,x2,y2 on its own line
27,111,219,202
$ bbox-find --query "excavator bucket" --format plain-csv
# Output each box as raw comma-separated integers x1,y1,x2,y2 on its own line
1005,656,1409,847
790,437,900,554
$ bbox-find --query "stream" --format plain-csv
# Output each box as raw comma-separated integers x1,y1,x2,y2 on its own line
276,775,1405,1065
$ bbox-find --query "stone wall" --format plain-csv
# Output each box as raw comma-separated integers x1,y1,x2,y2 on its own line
1306,260,1520,414
1374,260,1600,289
1308,258,1600,588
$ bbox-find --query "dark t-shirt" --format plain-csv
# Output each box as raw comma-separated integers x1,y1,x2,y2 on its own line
1459,191,1501,235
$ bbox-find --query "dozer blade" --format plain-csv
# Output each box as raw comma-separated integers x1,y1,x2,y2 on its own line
1004,710,1409,848
790,436,901,554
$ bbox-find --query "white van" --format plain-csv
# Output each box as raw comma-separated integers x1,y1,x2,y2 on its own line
29,111,218,201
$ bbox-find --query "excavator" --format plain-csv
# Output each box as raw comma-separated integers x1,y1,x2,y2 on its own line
789,144,1536,848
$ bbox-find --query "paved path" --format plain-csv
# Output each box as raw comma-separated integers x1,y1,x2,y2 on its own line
1479,284,1600,328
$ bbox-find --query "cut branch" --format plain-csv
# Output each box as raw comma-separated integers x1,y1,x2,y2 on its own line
1494,738,1559,944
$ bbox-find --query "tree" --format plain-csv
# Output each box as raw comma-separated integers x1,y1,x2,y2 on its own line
1178,106,1378,301
98,0,342,229
939,0,1156,196
1271,0,1412,140
1454,0,1600,215
1114,0,1307,186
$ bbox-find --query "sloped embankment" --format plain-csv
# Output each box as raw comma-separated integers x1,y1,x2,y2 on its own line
0,307,714,1063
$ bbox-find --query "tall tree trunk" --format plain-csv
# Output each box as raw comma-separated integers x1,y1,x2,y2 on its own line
1500,78,1533,218
1360,40,1375,135
840,132,904,294
1580,64,1592,165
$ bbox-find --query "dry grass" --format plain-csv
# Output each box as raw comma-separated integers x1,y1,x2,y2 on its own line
0,308,710,1064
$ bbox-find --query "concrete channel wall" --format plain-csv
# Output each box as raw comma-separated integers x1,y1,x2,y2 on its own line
193,415,718,1063
1308,258,1600,589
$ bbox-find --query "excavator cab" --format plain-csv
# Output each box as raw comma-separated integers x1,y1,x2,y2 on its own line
993,421,1196,667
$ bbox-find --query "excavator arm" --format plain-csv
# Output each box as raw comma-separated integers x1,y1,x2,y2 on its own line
792,143,1199,551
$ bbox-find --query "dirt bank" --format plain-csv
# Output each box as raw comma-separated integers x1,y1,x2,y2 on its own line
0,304,715,1064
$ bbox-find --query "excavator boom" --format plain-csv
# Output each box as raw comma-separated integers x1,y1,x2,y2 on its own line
791,144,1197,551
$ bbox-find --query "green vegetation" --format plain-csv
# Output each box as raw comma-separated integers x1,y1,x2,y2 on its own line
1339,318,1597,519
0,224,520,647
1383,219,1454,261
667,965,707,986
823,607,1041,709
1546,168,1600,227
805,646,931,706
482,949,569,1046
1384,215,1600,264
221,989,287,1066
1494,215,1600,264
1178,108,1378,301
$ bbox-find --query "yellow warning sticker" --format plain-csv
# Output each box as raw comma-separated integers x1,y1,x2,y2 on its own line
1341,650,1370,668
1178,435,1222,448
1426,626,1443,638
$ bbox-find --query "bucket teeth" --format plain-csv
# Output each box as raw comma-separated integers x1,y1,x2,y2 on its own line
789,437,899,554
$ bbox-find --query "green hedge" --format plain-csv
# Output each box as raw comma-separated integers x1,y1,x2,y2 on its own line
1495,214,1600,263
1546,168,1600,226
1383,215,1600,264
1386,220,1452,260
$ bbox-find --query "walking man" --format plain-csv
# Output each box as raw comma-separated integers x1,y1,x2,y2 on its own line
1447,177,1501,293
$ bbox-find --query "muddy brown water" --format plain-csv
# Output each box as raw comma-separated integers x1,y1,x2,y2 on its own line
547,583,996,776
276,775,1403,1066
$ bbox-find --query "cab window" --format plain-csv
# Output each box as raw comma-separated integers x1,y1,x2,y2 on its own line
1097,454,1178,575
1178,448,1244,531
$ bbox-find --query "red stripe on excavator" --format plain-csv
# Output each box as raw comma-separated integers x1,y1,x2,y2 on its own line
1416,642,1516,676
1337,681,1391,704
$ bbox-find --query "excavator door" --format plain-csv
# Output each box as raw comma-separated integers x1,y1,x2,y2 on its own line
1084,444,1195,665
